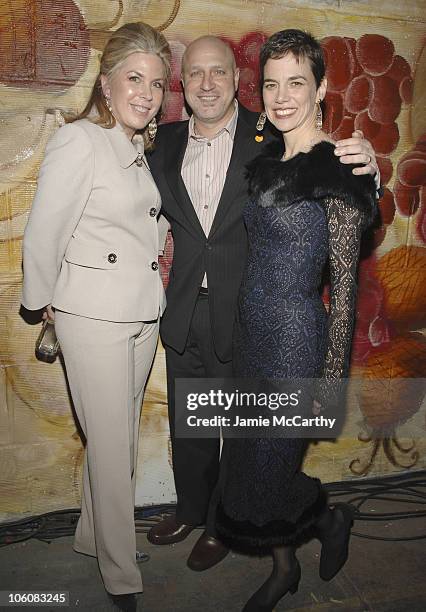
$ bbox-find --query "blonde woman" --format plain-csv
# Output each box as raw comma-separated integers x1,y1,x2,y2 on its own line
21,22,171,608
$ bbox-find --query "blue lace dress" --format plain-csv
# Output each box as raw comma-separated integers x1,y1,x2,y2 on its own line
215,141,376,551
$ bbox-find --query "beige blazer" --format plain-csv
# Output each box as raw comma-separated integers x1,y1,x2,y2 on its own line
22,119,166,322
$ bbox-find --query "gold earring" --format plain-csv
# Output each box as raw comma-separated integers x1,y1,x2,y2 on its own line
255,111,266,142
256,111,266,131
104,94,113,114
148,117,157,141
316,101,323,131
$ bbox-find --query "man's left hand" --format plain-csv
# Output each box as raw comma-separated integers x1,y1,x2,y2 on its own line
334,130,379,177
312,400,322,416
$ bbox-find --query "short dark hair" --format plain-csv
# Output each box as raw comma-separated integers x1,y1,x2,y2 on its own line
260,29,325,89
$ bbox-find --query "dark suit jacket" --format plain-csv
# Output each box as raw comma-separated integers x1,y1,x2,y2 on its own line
148,103,281,362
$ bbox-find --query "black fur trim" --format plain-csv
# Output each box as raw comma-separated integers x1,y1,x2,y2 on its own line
246,141,377,226
216,482,328,556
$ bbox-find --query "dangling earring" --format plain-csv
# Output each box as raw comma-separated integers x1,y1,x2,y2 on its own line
148,117,157,141
316,101,323,131
255,111,266,142
104,94,113,114
256,111,266,131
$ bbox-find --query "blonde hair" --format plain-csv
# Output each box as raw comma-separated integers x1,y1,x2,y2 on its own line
69,22,171,149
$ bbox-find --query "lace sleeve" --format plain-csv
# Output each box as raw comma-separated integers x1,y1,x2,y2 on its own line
315,196,365,408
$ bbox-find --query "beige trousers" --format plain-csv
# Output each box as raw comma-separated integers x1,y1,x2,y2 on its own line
55,311,159,595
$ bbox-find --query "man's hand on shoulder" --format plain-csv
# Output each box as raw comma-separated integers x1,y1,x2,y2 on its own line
334,130,379,179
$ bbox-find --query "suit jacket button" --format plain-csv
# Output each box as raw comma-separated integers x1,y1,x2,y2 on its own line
149,207,157,217
108,253,117,264
205,242,212,250
151,261,159,271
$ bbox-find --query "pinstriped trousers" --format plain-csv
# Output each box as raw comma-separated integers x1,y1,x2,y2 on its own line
55,311,159,595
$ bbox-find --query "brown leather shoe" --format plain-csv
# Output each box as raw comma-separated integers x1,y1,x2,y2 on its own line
147,514,196,545
187,532,229,571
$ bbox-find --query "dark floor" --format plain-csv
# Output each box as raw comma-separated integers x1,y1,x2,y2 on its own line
1,497,425,612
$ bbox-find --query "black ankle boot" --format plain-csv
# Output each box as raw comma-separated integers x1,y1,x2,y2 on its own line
242,558,301,612
317,502,355,581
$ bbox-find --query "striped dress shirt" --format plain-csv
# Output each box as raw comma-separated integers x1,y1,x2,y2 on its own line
181,102,238,287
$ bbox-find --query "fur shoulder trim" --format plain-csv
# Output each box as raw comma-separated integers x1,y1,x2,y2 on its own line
246,141,377,225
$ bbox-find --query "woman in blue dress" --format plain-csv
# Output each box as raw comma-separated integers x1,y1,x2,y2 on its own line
215,30,377,611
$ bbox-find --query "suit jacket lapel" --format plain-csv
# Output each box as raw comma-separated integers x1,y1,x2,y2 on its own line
208,107,257,239
164,124,204,237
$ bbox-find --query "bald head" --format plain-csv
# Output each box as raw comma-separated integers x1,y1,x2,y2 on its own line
181,36,236,74
180,35,240,137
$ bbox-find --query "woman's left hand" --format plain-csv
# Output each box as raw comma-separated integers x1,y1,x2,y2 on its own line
42,304,55,322
334,130,379,177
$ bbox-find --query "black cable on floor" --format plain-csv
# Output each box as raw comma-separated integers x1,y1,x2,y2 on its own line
1,471,425,547
322,471,426,540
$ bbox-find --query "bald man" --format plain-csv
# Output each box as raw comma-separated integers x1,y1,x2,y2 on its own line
147,36,379,571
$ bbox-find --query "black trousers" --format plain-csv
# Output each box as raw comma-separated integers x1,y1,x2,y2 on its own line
165,294,233,534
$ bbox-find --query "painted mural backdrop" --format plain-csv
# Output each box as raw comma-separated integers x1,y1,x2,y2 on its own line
0,0,425,520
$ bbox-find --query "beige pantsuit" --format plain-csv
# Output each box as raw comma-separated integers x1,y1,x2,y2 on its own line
55,313,158,594
21,119,167,594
